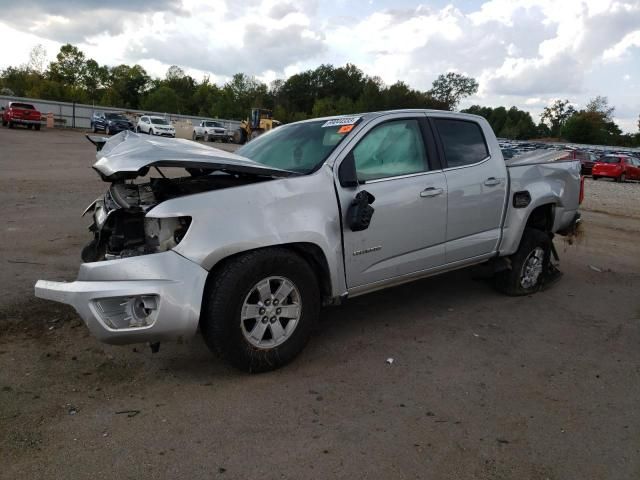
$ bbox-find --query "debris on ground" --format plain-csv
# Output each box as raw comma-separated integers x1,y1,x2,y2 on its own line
386,358,394,365
115,409,141,417
588,265,602,272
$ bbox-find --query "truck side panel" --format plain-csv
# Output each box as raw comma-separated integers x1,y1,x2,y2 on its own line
499,160,581,255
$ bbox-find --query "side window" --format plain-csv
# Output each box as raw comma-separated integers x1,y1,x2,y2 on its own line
353,119,428,182
434,119,489,168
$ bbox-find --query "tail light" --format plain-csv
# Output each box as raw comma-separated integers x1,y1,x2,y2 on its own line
579,176,585,204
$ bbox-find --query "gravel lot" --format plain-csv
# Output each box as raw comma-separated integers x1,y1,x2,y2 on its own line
1,127,639,479
582,176,640,219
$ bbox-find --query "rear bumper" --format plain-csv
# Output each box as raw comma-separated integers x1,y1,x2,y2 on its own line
556,211,581,236
35,251,208,345
10,118,42,125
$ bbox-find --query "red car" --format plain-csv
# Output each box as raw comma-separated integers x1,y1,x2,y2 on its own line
592,155,640,182
1,102,42,130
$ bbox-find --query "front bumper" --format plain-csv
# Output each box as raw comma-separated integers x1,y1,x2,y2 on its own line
35,251,208,345
153,131,175,137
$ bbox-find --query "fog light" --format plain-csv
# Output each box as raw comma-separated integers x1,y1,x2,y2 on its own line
93,295,158,329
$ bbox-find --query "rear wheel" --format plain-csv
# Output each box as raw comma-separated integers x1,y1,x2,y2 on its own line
35,124,40,131
617,173,626,183
495,228,552,296
201,248,320,372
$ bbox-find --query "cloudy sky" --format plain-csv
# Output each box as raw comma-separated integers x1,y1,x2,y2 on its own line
0,0,639,131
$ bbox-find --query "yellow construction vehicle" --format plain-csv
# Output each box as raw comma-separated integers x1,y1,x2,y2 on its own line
235,108,280,144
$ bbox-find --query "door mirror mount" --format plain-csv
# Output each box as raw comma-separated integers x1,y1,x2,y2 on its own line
338,153,358,188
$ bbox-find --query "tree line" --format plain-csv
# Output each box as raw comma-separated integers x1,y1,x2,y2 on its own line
1,44,638,146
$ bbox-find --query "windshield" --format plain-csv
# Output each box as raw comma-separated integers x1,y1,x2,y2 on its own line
236,120,353,173
151,118,170,125
12,103,35,110
205,121,223,128
598,157,621,164
106,113,127,120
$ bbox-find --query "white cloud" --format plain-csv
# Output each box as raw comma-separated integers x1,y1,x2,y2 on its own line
0,0,639,132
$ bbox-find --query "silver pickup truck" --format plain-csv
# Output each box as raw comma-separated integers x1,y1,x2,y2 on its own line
35,110,582,372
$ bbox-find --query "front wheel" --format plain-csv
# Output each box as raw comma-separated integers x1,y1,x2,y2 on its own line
617,173,626,183
495,228,552,296
200,248,320,372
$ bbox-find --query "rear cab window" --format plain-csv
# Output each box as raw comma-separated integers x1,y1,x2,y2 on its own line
11,103,35,110
598,156,621,164
434,118,489,168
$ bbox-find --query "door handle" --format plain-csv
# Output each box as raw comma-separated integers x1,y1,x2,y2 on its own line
484,177,502,186
420,187,444,198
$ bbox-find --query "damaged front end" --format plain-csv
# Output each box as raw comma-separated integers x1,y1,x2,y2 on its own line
80,132,294,263
35,132,295,345
82,180,193,262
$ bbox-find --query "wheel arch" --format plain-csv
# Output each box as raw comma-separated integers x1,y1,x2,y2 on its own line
525,203,555,233
202,242,334,308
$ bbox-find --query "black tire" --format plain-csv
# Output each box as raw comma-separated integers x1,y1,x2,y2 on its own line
618,173,626,183
1,120,6,127
35,124,40,131
201,248,320,373
495,228,552,296
592,176,598,180
8,121,14,129
137,126,142,133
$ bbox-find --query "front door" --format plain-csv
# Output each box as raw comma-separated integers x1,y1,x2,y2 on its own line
336,116,448,289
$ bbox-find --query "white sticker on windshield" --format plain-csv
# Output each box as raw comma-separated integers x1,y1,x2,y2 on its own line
322,116,361,128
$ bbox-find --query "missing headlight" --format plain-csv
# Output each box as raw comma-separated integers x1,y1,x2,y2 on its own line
144,216,191,253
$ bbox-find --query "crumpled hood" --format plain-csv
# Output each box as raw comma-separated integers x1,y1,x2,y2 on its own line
91,131,293,181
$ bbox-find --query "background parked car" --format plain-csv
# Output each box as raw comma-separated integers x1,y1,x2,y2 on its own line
592,155,640,182
2,102,42,130
192,120,234,142
91,112,134,135
136,116,176,137
564,149,600,175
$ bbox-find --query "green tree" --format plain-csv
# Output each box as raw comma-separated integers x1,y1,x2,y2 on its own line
107,64,150,109
541,99,576,137
49,44,86,88
141,86,179,113
428,72,479,110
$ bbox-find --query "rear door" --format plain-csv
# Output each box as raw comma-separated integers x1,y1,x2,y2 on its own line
336,114,447,289
431,117,507,263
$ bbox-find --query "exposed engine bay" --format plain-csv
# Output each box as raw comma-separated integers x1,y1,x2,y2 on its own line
82,172,266,262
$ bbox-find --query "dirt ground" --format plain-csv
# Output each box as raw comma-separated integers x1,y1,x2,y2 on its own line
1,127,639,479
